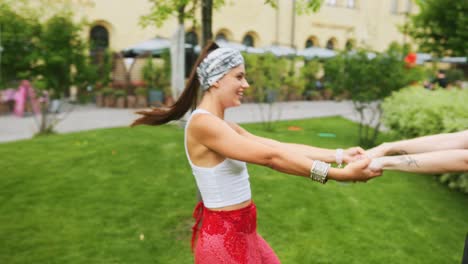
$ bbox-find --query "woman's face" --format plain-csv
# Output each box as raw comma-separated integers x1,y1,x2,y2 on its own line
214,64,250,108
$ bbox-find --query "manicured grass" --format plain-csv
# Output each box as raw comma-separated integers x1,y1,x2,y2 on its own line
0,117,467,264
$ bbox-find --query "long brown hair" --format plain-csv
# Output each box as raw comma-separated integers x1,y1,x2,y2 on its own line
130,41,219,126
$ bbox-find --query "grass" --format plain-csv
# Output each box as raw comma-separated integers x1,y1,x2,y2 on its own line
0,116,467,264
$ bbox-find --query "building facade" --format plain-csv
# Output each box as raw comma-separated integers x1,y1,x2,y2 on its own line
83,0,418,53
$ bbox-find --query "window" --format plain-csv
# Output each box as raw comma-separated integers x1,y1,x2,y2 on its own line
305,39,315,48
215,33,227,41
185,31,198,78
185,31,198,46
325,0,337,6
326,39,335,50
345,40,354,50
346,0,355,8
242,35,254,47
90,25,109,51
391,0,398,14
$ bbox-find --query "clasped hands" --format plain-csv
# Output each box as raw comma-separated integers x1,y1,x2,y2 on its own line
337,146,385,183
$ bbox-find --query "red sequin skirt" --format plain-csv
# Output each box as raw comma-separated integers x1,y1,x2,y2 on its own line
192,202,281,264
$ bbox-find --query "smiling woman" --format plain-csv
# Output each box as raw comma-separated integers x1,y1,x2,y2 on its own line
131,41,380,263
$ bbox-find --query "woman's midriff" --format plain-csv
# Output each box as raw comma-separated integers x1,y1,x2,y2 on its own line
207,199,252,211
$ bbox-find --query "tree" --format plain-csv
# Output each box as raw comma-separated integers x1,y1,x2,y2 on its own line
406,0,468,57
0,0,93,89
323,43,426,147
0,3,40,88
36,13,88,98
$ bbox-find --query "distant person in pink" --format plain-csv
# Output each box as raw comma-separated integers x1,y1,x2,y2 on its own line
13,80,40,117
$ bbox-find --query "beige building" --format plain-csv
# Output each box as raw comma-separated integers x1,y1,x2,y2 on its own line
83,0,418,53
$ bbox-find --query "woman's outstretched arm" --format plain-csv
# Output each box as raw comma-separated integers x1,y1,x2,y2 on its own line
369,149,468,174
227,122,364,164
367,130,468,158
190,115,380,182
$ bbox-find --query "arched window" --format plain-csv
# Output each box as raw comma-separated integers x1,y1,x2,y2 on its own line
345,40,355,50
326,39,335,50
90,25,109,51
185,31,199,78
185,31,198,46
305,36,318,48
215,33,227,41
242,34,254,47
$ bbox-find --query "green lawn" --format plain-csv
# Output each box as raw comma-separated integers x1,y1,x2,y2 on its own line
0,116,467,264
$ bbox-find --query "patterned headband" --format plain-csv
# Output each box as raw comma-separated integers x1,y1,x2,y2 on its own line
196,47,245,90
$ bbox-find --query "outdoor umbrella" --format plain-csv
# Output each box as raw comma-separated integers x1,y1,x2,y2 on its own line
122,36,192,57
262,45,296,57
296,46,336,59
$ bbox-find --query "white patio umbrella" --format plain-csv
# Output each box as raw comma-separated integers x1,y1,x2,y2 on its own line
297,47,336,59
440,56,467,64
262,45,296,57
193,40,260,54
123,37,192,56
123,37,171,56
344,50,376,60
415,53,432,64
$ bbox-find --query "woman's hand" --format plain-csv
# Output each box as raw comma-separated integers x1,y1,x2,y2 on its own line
365,143,391,159
340,158,382,182
343,147,366,163
368,157,389,172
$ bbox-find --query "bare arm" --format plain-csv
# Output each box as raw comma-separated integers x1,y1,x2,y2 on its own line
367,130,468,158
369,149,468,174
191,115,380,182
227,122,364,164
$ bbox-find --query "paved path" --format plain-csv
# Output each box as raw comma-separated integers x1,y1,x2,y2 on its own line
0,101,380,143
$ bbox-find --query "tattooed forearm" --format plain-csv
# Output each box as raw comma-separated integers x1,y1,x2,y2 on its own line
397,155,420,168
395,150,409,155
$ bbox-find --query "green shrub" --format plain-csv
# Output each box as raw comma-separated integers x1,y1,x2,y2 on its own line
382,86,468,193
114,90,127,98
101,87,114,96
135,87,147,96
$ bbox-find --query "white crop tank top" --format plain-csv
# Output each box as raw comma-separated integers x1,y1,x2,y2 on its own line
184,109,252,209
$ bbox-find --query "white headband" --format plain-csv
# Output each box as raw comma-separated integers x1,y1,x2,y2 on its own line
196,47,244,90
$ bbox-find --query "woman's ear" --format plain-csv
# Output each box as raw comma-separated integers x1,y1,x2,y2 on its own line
212,81,220,89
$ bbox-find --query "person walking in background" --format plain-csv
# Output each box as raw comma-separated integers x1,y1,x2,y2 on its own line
13,80,40,117
13,81,28,117
131,41,380,263
432,69,448,89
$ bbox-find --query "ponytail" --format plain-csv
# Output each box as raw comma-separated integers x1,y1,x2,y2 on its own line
131,41,219,126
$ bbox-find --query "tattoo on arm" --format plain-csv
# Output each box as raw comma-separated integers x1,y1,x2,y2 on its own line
396,150,409,155
397,154,420,168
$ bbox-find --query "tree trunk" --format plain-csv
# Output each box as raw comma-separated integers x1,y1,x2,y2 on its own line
201,0,213,47
178,4,185,24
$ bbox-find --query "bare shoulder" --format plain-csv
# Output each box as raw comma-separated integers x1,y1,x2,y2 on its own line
188,114,232,139
187,115,280,166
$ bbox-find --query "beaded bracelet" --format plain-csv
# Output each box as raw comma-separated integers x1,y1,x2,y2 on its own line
310,160,330,184
335,148,344,168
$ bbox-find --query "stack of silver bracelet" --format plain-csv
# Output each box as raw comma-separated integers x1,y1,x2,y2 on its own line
310,160,330,184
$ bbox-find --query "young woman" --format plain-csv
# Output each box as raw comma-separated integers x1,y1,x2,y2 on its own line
367,130,468,173
132,41,381,264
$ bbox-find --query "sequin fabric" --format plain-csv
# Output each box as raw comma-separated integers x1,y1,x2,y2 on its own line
192,202,281,264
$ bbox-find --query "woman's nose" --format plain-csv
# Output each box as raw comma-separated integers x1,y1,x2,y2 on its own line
242,79,250,88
